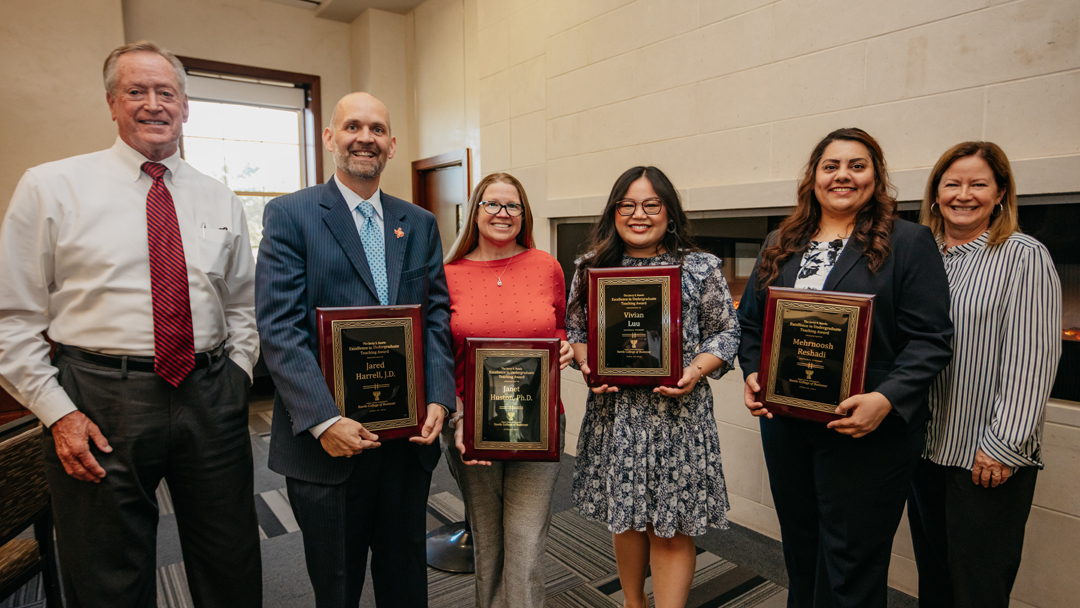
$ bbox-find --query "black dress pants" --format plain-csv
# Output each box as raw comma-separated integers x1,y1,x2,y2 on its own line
43,349,262,608
908,458,1038,608
760,414,924,608
286,439,432,608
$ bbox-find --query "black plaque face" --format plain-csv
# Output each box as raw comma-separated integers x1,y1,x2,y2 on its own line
597,278,669,376
332,318,417,431
766,302,859,411
474,350,549,450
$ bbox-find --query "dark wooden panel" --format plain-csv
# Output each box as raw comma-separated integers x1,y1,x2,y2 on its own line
422,166,466,255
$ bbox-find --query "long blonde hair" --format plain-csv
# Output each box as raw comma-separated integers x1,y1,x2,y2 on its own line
920,141,1020,246
443,172,535,264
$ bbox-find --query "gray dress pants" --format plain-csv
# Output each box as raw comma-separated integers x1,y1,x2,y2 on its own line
443,414,565,608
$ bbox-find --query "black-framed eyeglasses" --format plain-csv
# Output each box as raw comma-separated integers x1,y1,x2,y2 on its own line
615,198,664,216
479,201,525,217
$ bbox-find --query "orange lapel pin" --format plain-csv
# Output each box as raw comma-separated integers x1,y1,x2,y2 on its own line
394,227,404,238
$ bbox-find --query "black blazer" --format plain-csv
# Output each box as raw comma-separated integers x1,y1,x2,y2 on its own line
737,219,953,427
255,178,455,484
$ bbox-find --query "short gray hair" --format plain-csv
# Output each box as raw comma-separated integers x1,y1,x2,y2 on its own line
103,41,187,96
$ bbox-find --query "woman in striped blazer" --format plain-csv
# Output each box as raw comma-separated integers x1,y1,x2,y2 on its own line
908,141,1063,608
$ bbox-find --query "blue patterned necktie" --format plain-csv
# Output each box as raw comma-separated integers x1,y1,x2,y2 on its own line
356,201,388,305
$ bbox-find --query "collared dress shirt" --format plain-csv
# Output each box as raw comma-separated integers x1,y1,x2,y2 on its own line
0,138,259,426
923,231,1062,469
334,178,385,234
308,181,384,439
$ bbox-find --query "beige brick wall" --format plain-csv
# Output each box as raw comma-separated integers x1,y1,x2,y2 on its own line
350,9,412,198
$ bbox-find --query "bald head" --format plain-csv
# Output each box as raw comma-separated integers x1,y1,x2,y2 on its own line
329,92,391,134
324,92,397,196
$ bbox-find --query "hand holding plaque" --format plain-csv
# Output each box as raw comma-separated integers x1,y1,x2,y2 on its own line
585,265,682,388
755,287,875,422
316,306,427,441
462,338,560,462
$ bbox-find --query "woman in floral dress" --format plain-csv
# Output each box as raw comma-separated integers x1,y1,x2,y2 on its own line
566,166,740,608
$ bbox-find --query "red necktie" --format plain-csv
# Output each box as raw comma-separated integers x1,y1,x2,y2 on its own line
142,162,195,386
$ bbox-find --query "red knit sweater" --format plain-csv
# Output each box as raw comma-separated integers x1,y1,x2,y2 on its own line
445,248,567,413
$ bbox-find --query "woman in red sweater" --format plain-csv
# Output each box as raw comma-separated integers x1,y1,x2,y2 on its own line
442,172,573,608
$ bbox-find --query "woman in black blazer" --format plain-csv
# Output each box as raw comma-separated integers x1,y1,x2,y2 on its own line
737,128,953,608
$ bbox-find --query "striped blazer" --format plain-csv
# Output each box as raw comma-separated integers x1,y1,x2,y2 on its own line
924,231,1061,469
255,178,455,484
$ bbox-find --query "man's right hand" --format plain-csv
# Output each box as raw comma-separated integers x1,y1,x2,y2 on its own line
319,418,381,457
51,411,112,482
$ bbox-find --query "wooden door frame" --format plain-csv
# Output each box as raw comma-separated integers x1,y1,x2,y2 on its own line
411,148,472,213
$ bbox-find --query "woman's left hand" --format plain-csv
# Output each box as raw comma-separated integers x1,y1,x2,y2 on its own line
454,414,492,466
971,448,1012,488
654,364,704,398
558,340,573,369
826,391,892,438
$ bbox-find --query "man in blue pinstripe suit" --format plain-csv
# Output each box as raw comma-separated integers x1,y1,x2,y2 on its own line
255,92,455,608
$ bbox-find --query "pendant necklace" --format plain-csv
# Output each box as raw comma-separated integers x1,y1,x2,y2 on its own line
484,254,515,287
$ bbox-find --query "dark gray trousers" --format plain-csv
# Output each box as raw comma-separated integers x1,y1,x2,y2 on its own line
908,458,1038,608
285,439,432,608
760,415,924,608
43,349,262,608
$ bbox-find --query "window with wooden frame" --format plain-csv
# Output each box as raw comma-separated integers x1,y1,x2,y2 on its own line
176,57,322,253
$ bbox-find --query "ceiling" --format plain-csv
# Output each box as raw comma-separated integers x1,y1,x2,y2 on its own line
265,0,425,20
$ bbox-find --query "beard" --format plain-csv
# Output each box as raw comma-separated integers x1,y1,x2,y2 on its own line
336,145,385,180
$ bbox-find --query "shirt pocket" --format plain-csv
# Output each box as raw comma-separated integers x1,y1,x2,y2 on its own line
198,229,236,278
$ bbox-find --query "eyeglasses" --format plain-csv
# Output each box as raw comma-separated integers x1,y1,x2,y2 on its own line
479,201,525,217
615,198,664,216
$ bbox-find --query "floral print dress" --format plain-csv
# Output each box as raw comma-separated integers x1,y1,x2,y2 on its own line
566,251,741,537
794,239,847,290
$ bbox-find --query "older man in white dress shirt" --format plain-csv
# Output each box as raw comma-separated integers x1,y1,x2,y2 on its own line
0,41,261,607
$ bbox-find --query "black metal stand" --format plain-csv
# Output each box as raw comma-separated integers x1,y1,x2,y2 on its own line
425,514,474,573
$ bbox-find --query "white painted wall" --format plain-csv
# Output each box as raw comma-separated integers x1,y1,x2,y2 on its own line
0,0,126,214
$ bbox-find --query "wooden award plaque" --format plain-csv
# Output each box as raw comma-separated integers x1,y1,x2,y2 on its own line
757,287,875,422
316,305,427,441
586,265,682,388
462,338,560,462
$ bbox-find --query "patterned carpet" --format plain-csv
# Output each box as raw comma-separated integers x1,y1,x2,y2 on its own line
3,396,788,608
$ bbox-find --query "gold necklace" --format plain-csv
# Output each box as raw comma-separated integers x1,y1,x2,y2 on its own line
483,253,516,286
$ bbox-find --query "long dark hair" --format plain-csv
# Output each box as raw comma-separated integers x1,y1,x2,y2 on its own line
756,127,897,287
567,166,699,322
